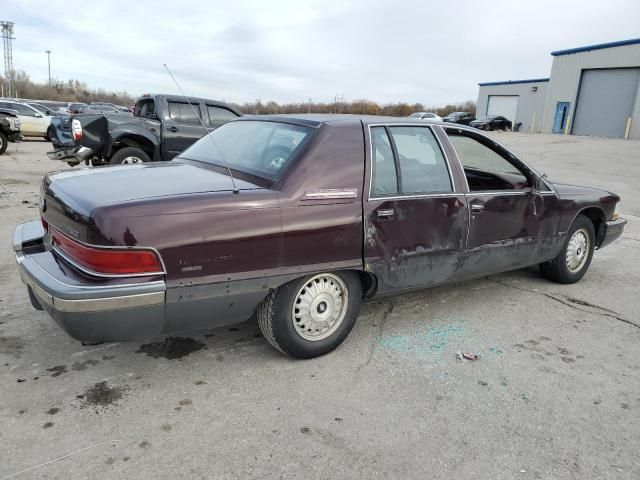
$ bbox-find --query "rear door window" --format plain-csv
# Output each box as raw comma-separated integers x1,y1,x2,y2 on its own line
207,106,238,127
388,126,453,194
370,127,399,197
10,103,37,117
167,101,202,125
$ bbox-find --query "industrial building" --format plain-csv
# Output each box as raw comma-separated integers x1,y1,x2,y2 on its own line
477,38,640,139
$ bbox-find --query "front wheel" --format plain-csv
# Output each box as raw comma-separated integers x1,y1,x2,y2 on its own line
540,215,595,284
257,271,362,358
109,147,150,165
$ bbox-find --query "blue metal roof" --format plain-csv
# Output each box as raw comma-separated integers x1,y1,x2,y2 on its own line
551,38,640,56
478,78,550,87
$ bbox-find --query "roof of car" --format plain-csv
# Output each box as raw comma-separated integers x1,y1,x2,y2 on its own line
236,114,444,128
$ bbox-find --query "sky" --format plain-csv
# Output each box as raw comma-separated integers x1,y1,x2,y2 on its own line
2,0,640,106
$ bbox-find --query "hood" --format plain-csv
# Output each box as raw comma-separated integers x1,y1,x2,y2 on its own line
550,181,616,199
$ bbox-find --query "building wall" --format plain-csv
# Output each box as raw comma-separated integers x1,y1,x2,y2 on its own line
476,81,548,133
541,43,640,138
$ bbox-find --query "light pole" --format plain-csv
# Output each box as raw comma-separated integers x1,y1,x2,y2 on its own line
45,50,51,86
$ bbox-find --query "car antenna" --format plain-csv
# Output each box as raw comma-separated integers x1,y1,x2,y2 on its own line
163,63,239,194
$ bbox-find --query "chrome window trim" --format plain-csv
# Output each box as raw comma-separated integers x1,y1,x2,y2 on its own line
465,189,531,196
369,192,461,201
366,123,456,201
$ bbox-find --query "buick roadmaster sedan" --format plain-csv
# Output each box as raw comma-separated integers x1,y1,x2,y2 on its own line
14,115,626,358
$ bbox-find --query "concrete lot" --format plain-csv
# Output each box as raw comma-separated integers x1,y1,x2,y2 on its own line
1,134,638,479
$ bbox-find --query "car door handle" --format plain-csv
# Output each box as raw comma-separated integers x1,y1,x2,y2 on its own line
377,209,395,219
167,126,178,132
470,202,485,213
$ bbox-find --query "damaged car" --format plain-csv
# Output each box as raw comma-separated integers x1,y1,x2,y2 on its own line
14,116,626,358
0,107,21,155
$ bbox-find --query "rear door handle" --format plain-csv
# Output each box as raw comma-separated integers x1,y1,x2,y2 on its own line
471,202,485,213
167,126,178,132
377,209,395,219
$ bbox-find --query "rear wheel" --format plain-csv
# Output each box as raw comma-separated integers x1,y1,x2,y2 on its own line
109,147,150,165
257,271,362,358
540,215,595,284
0,131,7,155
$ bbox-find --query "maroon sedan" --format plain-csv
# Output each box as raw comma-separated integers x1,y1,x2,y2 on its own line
13,115,626,358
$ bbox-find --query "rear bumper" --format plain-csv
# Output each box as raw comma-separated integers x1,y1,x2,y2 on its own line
599,217,627,249
47,146,94,164
13,220,166,343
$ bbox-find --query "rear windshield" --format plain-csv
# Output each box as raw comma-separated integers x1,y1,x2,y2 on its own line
178,120,314,181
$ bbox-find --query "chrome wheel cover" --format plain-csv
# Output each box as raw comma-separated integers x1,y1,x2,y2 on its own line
122,156,142,164
566,228,590,273
292,273,348,341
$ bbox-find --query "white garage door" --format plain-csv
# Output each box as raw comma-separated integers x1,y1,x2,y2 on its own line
572,68,640,138
487,95,519,122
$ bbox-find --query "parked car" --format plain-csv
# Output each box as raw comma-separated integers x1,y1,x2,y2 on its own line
0,107,21,155
409,112,443,122
14,116,626,358
67,103,87,114
28,102,59,116
470,115,512,131
91,102,132,113
47,94,241,166
0,100,52,139
442,111,475,125
76,104,131,115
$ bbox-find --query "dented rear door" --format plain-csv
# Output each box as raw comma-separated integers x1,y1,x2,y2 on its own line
363,125,467,292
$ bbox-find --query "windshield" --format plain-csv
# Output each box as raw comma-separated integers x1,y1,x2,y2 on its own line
409,112,422,118
178,120,314,181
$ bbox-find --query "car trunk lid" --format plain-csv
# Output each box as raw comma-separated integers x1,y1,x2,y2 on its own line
41,161,263,243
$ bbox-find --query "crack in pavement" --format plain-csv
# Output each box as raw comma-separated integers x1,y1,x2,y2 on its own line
354,299,395,376
486,278,640,330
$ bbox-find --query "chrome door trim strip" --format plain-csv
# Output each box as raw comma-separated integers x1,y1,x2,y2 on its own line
303,188,358,200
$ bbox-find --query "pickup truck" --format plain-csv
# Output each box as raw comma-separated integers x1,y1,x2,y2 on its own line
47,94,241,166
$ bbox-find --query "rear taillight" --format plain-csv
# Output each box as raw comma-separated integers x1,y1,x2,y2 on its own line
71,119,82,141
41,216,48,232
51,228,163,276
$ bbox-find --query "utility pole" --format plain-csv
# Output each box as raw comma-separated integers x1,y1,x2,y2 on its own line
1,21,16,98
308,97,312,114
334,94,344,114
46,50,51,86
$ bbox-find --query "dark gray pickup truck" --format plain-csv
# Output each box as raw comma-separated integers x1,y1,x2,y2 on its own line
47,94,241,166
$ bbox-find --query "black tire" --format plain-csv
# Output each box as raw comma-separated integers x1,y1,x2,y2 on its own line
257,271,362,359
0,131,7,155
540,215,595,284
45,127,53,142
109,147,150,165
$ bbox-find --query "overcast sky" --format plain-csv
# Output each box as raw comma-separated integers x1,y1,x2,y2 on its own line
3,0,640,105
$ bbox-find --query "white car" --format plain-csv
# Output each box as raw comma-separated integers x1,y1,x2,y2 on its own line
409,111,443,122
0,100,52,139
